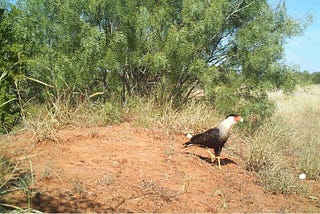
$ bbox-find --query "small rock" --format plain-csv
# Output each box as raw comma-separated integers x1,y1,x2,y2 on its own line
299,173,306,180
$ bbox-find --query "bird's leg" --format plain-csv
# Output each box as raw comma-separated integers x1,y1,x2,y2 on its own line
217,156,221,170
206,149,215,163
206,149,222,170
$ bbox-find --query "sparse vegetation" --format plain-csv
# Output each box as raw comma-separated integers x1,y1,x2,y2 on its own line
1,0,319,211
244,85,320,194
272,85,320,180
0,152,35,212
259,166,305,195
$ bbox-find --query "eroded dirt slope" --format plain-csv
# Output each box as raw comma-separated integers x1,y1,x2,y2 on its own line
2,123,320,212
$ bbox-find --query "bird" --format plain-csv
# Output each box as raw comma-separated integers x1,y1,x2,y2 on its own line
183,114,243,169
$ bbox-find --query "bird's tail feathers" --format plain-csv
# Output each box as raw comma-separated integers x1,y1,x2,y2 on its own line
183,133,194,148
183,141,194,148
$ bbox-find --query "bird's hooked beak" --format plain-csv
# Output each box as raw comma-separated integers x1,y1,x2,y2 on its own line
235,116,243,122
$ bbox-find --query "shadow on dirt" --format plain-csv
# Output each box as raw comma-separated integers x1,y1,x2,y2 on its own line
184,152,238,166
31,191,115,213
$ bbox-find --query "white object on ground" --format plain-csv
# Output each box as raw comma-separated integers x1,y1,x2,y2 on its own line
186,133,193,139
299,173,306,180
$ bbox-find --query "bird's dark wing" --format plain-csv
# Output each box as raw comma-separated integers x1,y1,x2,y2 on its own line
190,127,220,148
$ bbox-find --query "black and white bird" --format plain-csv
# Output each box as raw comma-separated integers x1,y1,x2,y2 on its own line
183,114,243,169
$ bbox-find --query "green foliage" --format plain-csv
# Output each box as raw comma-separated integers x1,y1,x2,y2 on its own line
0,5,21,133
233,2,303,89
311,72,320,84
208,74,275,130
0,79,19,133
103,101,123,124
296,71,320,85
0,0,310,133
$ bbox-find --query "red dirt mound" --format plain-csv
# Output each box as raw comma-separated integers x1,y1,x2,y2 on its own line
2,123,320,212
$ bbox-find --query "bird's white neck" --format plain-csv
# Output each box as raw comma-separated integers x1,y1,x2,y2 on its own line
218,117,237,136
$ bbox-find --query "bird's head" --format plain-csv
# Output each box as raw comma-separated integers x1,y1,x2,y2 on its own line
218,114,243,135
225,114,244,124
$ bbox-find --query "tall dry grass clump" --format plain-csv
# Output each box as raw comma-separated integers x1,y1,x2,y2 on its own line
245,85,320,194
22,92,125,142
22,92,221,142
123,97,220,135
152,101,220,135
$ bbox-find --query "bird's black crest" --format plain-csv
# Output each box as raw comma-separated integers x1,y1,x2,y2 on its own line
225,114,240,118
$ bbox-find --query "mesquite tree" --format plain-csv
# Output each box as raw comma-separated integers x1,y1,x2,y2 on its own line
0,0,307,131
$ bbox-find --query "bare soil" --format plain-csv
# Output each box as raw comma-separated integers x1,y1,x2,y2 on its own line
2,123,320,212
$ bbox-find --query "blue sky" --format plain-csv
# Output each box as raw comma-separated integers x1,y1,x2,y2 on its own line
277,0,320,72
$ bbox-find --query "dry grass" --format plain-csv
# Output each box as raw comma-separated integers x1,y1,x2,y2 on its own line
123,97,221,135
245,84,320,194
21,88,221,142
270,85,320,180
15,85,320,196
0,150,36,212
23,98,124,142
151,101,220,135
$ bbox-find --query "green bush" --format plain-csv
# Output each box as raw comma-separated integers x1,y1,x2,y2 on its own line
0,73,20,134
212,80,275,132
103,101,124,125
